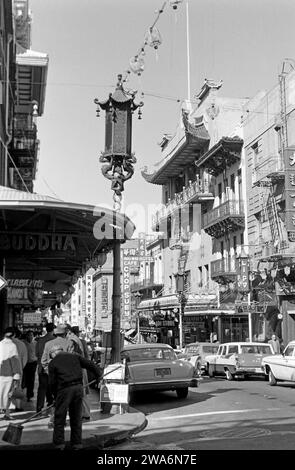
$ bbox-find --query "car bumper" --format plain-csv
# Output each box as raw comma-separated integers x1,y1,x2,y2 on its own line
129,379,198,392
235,367,265,375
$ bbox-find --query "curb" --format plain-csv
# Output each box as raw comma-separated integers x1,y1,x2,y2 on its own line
0,408,148,451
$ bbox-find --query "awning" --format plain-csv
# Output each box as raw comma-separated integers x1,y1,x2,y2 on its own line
138,293,218,312
0,186,135,292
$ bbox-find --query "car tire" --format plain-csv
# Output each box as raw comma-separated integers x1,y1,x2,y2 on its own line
268,369,277,386
176,387,188,399
208,364,214,378
225,369,234,381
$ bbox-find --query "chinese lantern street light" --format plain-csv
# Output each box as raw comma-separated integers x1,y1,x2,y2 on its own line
94,75,143,363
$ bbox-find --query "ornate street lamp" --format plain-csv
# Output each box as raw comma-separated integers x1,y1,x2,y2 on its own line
94,75,143,363
134,291,143,343
94,74,143,211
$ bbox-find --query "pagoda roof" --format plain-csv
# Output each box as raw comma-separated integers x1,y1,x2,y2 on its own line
142,110,210,185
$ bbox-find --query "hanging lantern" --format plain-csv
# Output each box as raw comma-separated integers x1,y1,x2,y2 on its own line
129,55,145,76
146,26,162,50
284,266,291,276
260,270,267,280
169,0,183,9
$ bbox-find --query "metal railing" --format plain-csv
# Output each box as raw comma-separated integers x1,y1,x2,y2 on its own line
211,257,238,277
152,179,213,227
202,199,244,228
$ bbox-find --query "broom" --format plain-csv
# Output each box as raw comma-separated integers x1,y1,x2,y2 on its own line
2,364,123,445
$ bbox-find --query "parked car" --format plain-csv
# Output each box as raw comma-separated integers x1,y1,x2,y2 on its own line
262,340,295,385
182,342,220,376
205,342,275,380
121,343,198,399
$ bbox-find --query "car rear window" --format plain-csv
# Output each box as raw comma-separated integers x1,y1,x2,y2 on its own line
202,345,219,354
240,345,272,354
186,346,200,355
122,348,176,362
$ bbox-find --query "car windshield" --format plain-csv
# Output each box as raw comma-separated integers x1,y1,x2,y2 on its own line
121,347,176,362
241,345,272,354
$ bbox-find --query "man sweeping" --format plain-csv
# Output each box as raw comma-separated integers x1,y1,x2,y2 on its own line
48,344,102,450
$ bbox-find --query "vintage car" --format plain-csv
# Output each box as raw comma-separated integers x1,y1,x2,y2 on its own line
262,340,295,385
182,342,220,376
121,343,198,399
205,342,274,380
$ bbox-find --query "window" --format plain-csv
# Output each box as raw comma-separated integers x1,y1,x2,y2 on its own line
228,345,239,354
252,142,259,168
284,345,295,357
198,266,203,288
233,236,237,254
240,233,244,246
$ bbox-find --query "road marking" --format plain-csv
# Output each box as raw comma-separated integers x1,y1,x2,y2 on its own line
153,408,281,421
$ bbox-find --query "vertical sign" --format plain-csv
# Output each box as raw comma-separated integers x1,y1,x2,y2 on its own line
237,258,249,292
122,250,131,327
101,277,108,318
284,147,295,242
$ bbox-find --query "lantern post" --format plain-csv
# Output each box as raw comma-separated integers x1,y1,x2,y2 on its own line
94,75,143,363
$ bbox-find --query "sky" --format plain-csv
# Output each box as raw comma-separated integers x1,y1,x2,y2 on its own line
30,0,295,233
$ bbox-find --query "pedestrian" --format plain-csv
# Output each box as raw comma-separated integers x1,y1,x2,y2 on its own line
0,327,21,420
48,344,102,450
22,330,38,402
11,327,28,411
41,324,74,428
35,322,55,413
71,326,91,421
268,334,281,354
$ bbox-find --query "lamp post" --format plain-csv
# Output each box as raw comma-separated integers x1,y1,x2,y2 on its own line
94,75,143,363
134,291,143,343
176,272,187,349
236,247,252,342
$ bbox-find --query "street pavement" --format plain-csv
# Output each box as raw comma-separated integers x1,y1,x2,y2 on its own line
111,376,295,451
0,386,147,450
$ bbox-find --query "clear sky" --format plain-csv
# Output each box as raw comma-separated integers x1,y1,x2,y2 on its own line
30,0,295,232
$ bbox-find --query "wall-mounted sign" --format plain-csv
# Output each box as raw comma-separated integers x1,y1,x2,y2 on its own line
101,277,109,318
0,234,76,252
284,147,295,241
23,311,42,324
0,275,7,292
7,279,44,305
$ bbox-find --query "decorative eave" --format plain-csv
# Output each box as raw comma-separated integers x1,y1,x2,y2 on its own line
195,136,243,176
97,75,141,110
141,110,210,185
195,79,223,102
16,46,49,116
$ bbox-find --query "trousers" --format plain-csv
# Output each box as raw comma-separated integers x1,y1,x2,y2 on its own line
36,371,54,412
53,384,83,447
22,362,37,400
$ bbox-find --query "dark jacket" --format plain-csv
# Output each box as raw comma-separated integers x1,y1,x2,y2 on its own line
48,352,102,396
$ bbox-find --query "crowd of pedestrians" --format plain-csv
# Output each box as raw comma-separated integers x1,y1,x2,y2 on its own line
0,322,102,450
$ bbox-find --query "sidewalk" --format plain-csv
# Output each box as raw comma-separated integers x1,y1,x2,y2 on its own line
0,387,147,451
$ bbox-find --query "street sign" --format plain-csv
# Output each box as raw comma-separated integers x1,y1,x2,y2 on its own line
0,275,7,292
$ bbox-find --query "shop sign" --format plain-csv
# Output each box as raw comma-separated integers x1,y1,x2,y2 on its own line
155,320,175,327
0,233,76,252
23,311,42,324
122,256,131,320
7,279,44,305
101,277,108,318
237,259,249,292
284,147,295,241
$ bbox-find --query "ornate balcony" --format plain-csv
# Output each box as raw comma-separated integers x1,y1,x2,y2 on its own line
211,257,237,282
152,179,214,229
202,199,245,238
